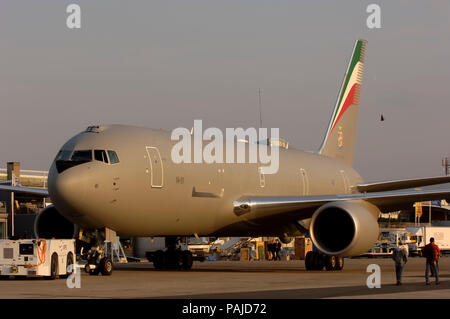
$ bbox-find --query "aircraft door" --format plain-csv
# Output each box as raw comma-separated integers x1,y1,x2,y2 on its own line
146,146,164,188
300,168,309,196
340,170,350,194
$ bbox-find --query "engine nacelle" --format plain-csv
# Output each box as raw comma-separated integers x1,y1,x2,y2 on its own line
278,234,294,244
34,205,78,239
309,200,380,257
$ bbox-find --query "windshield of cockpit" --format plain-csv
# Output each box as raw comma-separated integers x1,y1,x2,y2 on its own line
55,149,119,173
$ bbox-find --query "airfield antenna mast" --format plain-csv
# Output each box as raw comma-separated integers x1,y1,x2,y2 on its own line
258,88,263,129
442,157,449,175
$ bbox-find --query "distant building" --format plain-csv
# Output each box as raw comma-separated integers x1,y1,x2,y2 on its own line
0,162,49,239
378,200,450,228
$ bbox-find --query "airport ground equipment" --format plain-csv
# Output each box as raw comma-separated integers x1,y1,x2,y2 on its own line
83,244,113,276
406,226,450,256
82,228,118,275
104,238,128,264
83,238,126,276
363,229,412,257
0,239,75,279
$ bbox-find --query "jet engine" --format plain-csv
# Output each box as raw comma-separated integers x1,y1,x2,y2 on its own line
278,234,294,244
309,200,380,257
34,205,78,239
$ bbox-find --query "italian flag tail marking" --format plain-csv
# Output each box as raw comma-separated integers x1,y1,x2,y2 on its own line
326,39,366,138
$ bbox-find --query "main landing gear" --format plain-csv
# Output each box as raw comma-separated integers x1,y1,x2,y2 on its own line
146,237,194,270
305,251,344,271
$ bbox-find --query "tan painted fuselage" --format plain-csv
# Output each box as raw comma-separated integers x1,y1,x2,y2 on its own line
48,125,363,237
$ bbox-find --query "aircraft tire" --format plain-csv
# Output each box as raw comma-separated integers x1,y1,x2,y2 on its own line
166,250,183,270
305,251,315,270
153,250,166,270
313,252,325,270
60,252,74,279
100,257,113,276
45,253,59,280
181,251,193,270
335,256,344,270
325,255,336,271
88,265,100,276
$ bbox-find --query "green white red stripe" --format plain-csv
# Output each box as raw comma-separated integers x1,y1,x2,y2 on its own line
325,39,366,138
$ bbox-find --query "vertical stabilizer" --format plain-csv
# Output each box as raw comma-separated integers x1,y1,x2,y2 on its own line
318,39,367,166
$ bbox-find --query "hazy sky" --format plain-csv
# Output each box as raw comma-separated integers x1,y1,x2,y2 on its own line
1,1,449,182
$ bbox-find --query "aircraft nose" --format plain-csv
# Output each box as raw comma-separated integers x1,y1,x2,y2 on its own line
48,162,90,218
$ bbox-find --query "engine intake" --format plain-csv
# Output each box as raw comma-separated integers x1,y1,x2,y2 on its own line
310,200,380,257
34,205,78,239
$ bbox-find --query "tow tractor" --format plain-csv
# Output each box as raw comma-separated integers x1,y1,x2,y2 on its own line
0,239,75,279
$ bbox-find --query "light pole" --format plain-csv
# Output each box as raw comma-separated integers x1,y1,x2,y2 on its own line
429,201,432,226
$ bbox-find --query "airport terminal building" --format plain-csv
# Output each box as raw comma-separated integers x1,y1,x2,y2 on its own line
0,162,48,239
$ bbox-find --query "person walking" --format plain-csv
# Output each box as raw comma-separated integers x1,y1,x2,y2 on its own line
391,240,408,285
422,237,440,285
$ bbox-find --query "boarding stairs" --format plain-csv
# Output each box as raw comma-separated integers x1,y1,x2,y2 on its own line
104,237,128,264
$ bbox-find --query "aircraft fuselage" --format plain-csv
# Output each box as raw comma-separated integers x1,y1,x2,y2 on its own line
48,125,363,237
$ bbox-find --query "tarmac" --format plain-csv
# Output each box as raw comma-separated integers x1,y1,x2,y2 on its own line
0,257,448,299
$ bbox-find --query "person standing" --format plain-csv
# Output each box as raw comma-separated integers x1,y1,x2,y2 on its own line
275,240,282,261
422,237,440,285
391,240,408,285
267,242,274,261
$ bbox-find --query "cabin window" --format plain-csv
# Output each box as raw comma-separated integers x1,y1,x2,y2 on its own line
259,168,265,188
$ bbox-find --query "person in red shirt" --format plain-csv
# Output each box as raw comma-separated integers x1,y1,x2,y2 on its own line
422,237,440,285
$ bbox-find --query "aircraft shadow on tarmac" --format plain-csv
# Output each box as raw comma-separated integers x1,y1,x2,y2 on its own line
157,280,449,299
115,267,309,273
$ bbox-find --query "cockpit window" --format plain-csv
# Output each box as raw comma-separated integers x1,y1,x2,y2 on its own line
107,150,120,164
71,150,92,161
94,150,109,163
56,149,73,161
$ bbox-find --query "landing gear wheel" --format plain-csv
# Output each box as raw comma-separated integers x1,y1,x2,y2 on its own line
313,252,325,270
60,252,74,279
153,250,166,270
100,257,113,276
88,267,100,276
334,256,344,270
181,251,193,270
45,253,59,280
325,255,337,271
305,251,315,270
166,250,183,269
305,251,324,270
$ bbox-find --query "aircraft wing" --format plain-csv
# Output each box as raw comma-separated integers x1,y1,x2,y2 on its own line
356,175,450,193
233,187,450,219
0,185,49,197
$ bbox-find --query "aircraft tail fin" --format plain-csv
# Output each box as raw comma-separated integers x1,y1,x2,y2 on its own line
318,39,367,166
